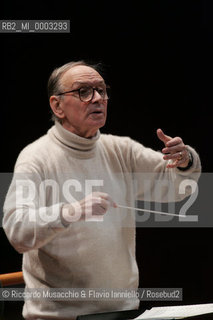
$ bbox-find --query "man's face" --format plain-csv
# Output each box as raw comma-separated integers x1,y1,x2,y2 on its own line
51,65,108,138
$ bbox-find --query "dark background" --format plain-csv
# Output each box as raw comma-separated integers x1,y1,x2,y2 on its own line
0,0,213,318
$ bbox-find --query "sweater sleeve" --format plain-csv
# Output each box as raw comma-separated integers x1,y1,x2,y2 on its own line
3,162,69,254
128,139,201,202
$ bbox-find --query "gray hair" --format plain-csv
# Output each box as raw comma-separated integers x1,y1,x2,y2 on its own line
47,60,104,122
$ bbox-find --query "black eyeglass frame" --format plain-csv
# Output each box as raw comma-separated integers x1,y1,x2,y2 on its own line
56,85,110,102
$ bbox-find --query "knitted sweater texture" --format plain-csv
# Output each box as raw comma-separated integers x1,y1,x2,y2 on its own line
3,122,201,319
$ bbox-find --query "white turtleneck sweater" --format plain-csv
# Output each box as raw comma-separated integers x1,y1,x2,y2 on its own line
3,122,201,320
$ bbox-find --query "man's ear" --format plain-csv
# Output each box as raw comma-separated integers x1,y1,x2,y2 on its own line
49,96,65,119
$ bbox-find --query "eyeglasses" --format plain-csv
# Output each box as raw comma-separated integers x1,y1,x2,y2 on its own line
56,85,110,102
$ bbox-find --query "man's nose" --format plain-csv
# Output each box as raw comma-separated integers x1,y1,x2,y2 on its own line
91,89,103,102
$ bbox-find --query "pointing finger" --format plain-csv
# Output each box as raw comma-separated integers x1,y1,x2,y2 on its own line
156,128,172,145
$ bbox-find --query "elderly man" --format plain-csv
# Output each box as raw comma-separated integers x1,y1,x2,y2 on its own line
3,61,201,320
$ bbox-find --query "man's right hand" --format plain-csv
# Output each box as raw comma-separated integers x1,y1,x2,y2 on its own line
61,192,117,223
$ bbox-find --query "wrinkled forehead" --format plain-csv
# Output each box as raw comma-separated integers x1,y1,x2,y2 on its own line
60,65,105,88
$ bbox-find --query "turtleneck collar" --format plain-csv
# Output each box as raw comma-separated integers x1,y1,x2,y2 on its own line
49,121,100,158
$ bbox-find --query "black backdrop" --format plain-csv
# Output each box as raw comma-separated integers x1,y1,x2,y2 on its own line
1,0,213,313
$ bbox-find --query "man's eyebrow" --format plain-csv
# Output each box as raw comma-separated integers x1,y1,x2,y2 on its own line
71,80,106,88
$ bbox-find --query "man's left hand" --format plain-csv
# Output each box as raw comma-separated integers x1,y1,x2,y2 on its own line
157,128,190,169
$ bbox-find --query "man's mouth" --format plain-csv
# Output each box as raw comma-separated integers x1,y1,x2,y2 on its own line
89,109,104,114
